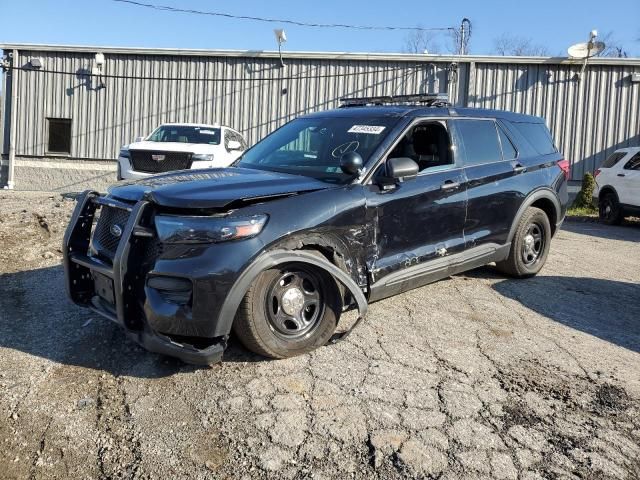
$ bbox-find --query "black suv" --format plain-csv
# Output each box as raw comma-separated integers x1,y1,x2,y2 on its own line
64,94,569,365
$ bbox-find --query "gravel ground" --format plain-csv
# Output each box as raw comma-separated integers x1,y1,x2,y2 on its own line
1,191,639,480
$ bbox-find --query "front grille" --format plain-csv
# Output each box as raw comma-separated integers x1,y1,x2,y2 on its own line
130,150,193,173
92,206,131,260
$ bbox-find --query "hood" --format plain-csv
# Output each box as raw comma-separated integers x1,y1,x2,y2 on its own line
126,141,216,154
108,167,333,209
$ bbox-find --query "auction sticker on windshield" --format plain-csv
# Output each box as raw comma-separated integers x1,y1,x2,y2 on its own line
348,125,386,134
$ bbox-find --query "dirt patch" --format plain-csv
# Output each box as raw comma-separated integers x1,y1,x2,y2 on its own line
594,383,631,413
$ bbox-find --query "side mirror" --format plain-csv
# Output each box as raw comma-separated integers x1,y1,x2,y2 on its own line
339,151,364,175
134,136,145,143
227,139,243,151
388,157,419,180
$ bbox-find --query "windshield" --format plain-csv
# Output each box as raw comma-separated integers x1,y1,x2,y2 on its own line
147,125,221,145
236,116,398,183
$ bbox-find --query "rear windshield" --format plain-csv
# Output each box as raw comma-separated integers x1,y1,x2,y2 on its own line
601,152,626,168
512,122,557,155
147,126,221,145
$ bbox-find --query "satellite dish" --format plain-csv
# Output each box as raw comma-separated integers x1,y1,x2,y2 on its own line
568,41,606,59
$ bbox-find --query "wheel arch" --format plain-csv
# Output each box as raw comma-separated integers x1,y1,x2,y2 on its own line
213,249,368,338
598,185,619,202
508,189,561,242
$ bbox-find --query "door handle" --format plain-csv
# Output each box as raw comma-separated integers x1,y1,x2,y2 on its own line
617,173,626,177
441,180,460,190
513,163,527,174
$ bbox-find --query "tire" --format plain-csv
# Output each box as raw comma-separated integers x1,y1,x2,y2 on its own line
599,192,623,225
233,263,342,359
496,207,551,278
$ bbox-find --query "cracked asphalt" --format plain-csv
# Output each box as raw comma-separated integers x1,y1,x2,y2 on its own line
1,191,639,479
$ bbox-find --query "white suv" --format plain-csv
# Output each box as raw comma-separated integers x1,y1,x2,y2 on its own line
117,123,247,180
593,147,640,224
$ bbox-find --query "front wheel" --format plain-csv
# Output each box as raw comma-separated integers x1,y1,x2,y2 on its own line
496,207,551,278
233,264,341,359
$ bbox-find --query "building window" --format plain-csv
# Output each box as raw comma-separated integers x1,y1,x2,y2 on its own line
47,118,72,154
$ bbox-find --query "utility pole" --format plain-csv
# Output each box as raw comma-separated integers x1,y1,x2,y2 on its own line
459,18,471,55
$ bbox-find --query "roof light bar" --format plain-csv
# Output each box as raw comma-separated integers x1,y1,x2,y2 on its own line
339,93,450,107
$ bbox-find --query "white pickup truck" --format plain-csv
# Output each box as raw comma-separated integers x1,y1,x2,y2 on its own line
117,123,247,180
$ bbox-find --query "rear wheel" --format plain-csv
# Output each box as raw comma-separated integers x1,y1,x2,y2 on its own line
496,207,551,278
599,192,623,225
233,264,341,359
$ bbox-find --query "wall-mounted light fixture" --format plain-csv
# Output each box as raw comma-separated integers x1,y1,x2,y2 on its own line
274,29,287,68
29,57,43,69
92,52,106,90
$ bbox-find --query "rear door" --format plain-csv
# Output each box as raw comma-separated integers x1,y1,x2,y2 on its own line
452,118,523,248
618,152,640,206
595,151,627,195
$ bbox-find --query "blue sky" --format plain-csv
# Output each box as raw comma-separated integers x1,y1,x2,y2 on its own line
1,0,639,56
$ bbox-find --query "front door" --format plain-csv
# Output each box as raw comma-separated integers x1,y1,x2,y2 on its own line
365,120,468,297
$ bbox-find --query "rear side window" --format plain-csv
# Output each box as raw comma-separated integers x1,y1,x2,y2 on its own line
455,120,502,166
602,152,626,168
512,122,557,155
497,125,517,160
624,153,640,170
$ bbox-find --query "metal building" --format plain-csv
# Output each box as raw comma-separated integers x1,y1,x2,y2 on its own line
1,43,639,190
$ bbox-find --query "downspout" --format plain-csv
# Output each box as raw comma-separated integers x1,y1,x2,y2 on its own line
7,49,18,189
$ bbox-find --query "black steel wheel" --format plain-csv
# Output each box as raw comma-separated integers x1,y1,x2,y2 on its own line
520,222,545,266
233,263,341,359
599,192,623,225
265,269,325,340
496,207,551,278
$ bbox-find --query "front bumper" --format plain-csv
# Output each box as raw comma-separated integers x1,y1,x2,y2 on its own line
62,191,226,365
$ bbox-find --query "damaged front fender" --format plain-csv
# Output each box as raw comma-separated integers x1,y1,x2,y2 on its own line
214,249,368,340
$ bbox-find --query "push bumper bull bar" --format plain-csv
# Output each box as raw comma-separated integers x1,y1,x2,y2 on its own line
62,190,225,365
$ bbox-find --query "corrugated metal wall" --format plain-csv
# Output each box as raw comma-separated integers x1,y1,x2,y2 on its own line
11,49,456,160
468,62,640,179
5,47,640,181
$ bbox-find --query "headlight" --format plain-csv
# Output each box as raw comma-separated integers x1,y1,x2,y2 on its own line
119,148,130,159
192,154,214,162
155,214,268,244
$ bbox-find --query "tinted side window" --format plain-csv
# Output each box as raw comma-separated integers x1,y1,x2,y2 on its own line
602,152,625,168
456,120,502,166
512,122,556,155
497,125,517,160
624,153,640,170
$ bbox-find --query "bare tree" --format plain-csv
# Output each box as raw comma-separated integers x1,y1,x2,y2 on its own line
493,33,549,56
449,28,471,55
401,28,441,54
597,31,628,58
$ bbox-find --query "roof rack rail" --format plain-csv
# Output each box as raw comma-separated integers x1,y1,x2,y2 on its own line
339,93,450,108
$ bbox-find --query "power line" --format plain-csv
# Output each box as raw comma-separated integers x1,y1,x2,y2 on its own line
111,0,456,32
8,63,429,82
